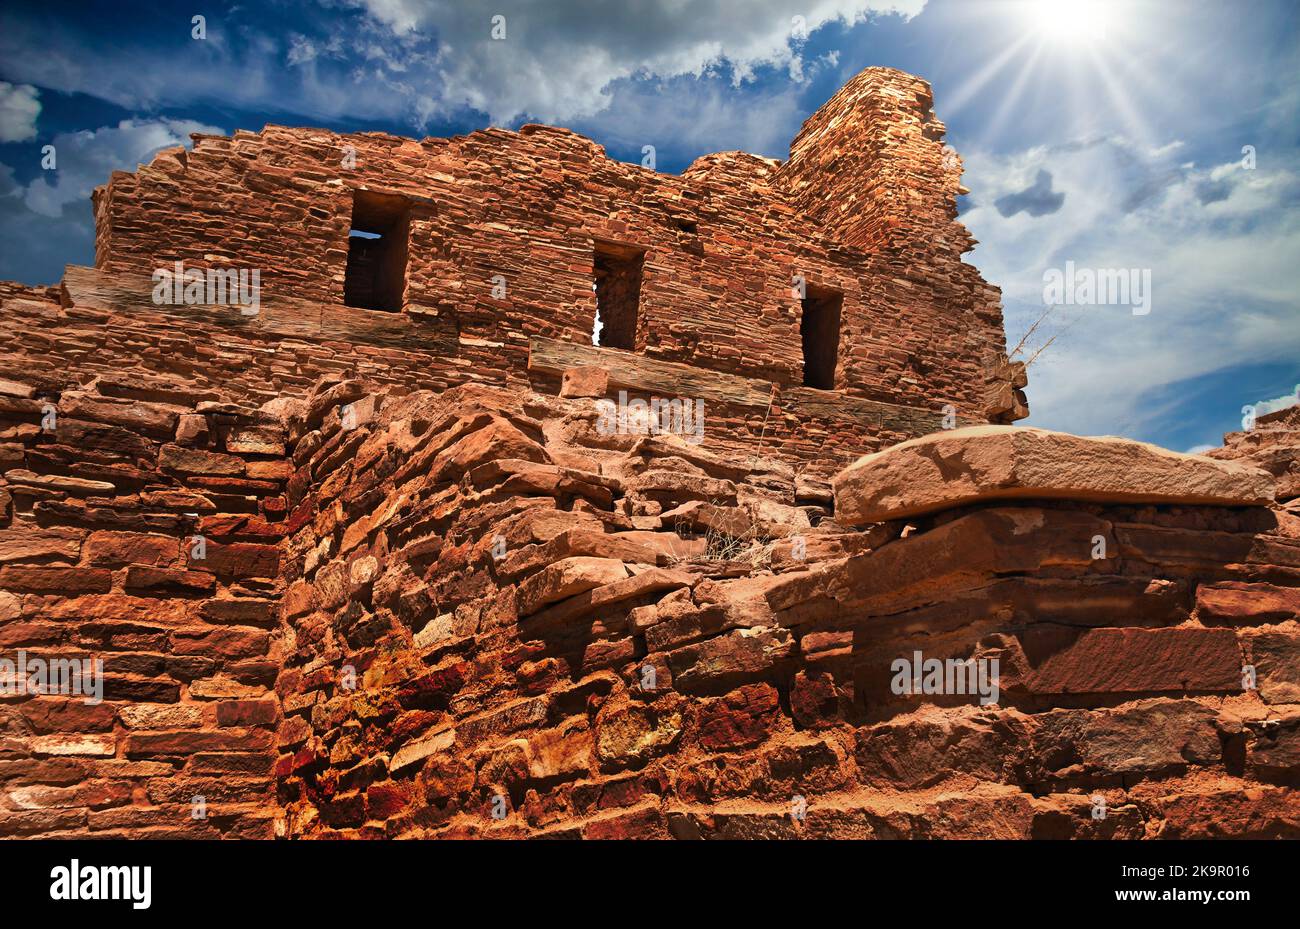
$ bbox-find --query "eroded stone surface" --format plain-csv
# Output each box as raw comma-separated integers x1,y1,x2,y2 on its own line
1210,403,1300,502
834,425,1275,525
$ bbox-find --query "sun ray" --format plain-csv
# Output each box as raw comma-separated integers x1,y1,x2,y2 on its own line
942,29,1037,119
977,1,1158,148
979,39,1049,147
1082,41,1157,148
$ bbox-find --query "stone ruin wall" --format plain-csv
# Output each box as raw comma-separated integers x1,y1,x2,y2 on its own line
86,67,1023,474
1,344,1297,838
0,349,285,837
0,65,1295,839
263,381,1299,839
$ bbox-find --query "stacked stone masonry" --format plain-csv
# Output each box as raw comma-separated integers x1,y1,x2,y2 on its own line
0,367,284,837
86,66,1025,472
0,66,1294,839
258,384,1298,839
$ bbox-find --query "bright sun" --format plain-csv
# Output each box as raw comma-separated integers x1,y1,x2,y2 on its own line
1029,0,1114,45
944,0,1151,150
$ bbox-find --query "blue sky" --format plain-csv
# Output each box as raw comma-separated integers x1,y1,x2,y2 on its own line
0,0,1296,451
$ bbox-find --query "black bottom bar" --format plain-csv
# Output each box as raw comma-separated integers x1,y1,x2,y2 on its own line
0,838,1277,917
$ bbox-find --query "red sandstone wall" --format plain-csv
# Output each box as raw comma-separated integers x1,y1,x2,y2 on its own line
269,381,1300,838
4,333,1295,838
0,265,958,478
0,353,285,837
777,69,1024,422
0,67,1029,483
89,68,1019,430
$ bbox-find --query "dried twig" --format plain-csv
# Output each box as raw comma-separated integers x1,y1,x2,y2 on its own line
1008,305,1054,359
673,498,778,568
747,383,778,471
1012,305,1083,369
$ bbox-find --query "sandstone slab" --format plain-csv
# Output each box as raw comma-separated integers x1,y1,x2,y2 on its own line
515,556,630,617
993,626,1242,695
833,425,1275,525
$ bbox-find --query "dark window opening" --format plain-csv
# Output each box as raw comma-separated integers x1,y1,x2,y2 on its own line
344,191,410,312
592,242,645,350
800,284,843,390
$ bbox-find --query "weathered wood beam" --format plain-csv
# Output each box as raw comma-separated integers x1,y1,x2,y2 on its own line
528,336,773,408
528,336,980,433
783,385,979,432
60,265,450,351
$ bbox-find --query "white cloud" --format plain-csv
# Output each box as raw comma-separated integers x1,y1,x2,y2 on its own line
0,2,922,133
287,35,321,66
0,82,40,142
21,118,222,218
960,136,1300,442
572,74,809,161
1253,386,1300,417
0,20,289,121
346,0,924,123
